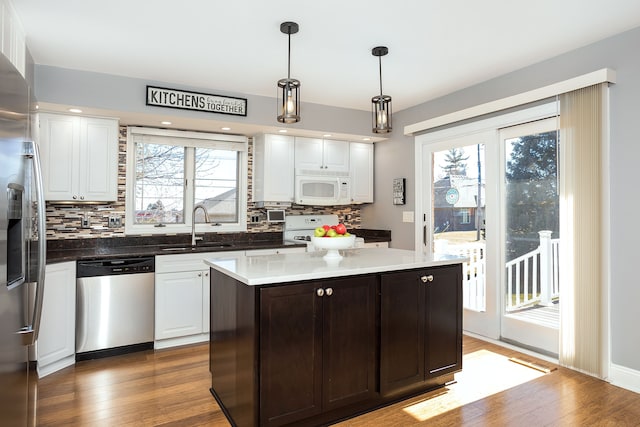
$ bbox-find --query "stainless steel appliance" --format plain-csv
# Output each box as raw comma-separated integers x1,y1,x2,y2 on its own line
0,54,47,425
76,257,155,360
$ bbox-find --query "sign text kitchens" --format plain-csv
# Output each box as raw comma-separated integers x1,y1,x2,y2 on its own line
146,86,247,117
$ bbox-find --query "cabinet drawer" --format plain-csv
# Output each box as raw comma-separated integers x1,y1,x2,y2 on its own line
156,251,244,273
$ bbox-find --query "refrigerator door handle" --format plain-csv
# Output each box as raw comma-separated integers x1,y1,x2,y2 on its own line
19,141,47,346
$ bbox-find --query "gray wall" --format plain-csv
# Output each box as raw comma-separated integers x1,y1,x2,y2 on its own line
34,65,372,136
363,26,640,372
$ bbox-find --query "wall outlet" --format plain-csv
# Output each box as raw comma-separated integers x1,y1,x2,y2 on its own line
108,215,121,228
250,215,260,223
81,212,90,228
402,211,414,223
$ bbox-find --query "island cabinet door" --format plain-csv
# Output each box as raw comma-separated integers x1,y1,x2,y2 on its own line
321,275,377,411
259,283,323,427
425,264,463,378
379,270,426,396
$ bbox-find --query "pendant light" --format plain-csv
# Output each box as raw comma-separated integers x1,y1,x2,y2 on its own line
277,21,300,123
371,46,392,133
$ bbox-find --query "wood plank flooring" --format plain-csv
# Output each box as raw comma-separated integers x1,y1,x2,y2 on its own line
36,336,640,426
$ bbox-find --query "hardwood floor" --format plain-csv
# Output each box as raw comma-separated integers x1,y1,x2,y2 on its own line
36,336,640,426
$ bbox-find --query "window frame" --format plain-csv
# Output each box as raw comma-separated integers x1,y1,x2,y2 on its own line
125,126,248,235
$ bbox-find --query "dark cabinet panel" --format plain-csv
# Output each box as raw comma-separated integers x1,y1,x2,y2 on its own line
426,265,462,377
259,283,323,426
322,276,377,410
380,270,425,395
259,276,377,426
380,265,462,396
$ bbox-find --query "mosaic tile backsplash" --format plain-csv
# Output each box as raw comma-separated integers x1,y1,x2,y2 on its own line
46,127,362,240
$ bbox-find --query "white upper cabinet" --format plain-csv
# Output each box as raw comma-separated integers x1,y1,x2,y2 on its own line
38,113,119,202
350,142,374,203
252,133,295,204
295,137,350,172
0,0,26,76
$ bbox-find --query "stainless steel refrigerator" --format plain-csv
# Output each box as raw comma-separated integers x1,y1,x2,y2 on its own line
0,53,47,426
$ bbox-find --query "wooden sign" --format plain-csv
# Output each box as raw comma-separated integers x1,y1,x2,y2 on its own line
146,85,247,117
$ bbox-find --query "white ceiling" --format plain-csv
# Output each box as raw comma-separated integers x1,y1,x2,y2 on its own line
11,1,640,115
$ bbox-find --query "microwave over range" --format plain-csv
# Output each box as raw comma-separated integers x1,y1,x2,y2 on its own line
295,169,351,206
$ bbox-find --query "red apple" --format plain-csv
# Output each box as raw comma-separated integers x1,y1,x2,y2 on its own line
335,223,347,235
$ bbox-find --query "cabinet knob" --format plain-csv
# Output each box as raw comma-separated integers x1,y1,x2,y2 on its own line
316,288,325,297
198,273,202,277
80,195,85,200
421,275,434,283
205,272,209,277
72,195,77,200
325,288,333,296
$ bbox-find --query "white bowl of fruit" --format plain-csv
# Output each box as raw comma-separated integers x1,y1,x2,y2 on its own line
311,224,356,260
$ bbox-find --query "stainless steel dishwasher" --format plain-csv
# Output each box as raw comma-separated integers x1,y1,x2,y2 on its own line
76,257,155,360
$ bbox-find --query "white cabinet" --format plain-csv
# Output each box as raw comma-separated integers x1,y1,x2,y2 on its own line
295,137,350,172
1,0,26,76
363,241,388,248
350,142,374,203
36,261,76,378
38,113,119,202
252,133,295,205
155,251,243,349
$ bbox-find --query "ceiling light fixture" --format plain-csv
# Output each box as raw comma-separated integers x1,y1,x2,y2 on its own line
68,108,83,113
277,21,300,124
371,46,392,134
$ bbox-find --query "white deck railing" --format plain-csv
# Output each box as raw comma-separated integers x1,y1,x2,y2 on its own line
437,230,560,313
505,231,560,312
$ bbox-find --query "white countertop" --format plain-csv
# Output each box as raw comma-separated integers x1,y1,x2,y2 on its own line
204,247,467,286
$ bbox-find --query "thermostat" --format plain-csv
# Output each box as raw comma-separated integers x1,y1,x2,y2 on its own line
267,209,286,223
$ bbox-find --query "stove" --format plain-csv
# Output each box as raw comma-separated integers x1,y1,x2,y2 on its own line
283,214,339,251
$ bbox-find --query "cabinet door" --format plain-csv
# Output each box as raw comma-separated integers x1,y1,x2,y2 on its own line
155,271,204,340
79,117,118,201
37,262,76,375
380,270,426,396
425,265,462,378
38,113,79,201
294,136,324,171
201,270,210,334
260,283,323,426
253,134,295,203
321,276,377,410
322,140,350,172
350,142,374,203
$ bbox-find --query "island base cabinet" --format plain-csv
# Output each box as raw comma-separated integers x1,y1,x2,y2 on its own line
259,276,377,427
380,265,462,397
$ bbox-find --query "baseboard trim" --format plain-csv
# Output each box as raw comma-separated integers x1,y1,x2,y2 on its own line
154,333,209,350
609,363,640,394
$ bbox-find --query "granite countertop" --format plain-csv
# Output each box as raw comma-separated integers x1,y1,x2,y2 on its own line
45,229,391,263
205,248,466,286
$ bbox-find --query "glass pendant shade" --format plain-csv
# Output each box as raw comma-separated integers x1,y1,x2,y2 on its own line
277,22,300,124
371,46,392,133
372,94,392,133
277,78,300,123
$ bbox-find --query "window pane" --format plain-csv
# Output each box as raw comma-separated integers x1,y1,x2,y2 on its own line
194,148,238,223
134,143,185,224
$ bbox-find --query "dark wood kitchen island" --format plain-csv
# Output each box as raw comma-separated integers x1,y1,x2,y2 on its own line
205,248,465,427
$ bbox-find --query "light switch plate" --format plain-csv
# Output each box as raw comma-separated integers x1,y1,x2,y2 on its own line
402,211,414,223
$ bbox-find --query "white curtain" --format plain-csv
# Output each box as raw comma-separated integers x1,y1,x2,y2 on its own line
558,83,606,376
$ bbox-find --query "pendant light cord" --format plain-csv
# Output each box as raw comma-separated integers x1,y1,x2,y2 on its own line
287,32,291,80
378,55,383,97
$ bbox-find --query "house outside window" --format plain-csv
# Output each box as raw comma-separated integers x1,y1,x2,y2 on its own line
460,208,471,224
125,127,247,234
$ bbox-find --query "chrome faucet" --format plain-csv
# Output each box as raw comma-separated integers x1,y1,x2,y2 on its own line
192,204,210,246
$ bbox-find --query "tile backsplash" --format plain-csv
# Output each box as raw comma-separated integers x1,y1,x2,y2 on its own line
46,127,362,240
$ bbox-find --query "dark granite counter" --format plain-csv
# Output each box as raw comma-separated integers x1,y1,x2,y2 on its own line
46,229,392,263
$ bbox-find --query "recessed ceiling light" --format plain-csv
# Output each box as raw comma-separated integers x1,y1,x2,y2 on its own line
68,108,82,113
323,134,332,138
221,127,231,131
278,129,288,133
161,121,172,125
363,137,371,141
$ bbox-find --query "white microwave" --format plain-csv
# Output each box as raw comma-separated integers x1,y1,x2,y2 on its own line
295,170,351,206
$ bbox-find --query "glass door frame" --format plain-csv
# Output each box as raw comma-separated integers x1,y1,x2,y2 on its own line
414,102,558,342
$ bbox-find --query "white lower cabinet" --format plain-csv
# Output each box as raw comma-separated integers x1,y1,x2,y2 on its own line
363,241,389,248
37,261,76,378
154,251,243,349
